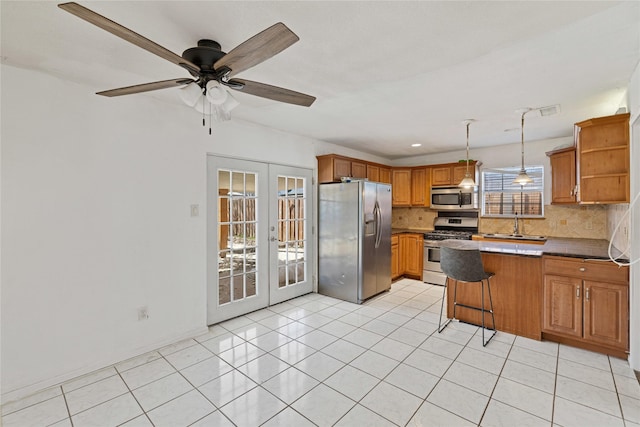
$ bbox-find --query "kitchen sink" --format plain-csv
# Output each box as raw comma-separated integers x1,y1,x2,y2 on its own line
482,233,547,242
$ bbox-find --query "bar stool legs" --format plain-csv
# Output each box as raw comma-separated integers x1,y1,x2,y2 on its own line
437,277,496,346
438,277,452,333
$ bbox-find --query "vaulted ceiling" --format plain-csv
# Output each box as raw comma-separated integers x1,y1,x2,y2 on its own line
2,1,638,159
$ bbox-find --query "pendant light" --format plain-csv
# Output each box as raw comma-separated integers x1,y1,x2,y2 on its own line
513,109,534,185
458,119,477,188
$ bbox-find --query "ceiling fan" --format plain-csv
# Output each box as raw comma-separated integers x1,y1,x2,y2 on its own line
58,2,315,130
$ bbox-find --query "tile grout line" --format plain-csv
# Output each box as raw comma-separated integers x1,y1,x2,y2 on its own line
475,332,516,426
607,355,628,426
155,350,231,426
59,385,74,427
112,367,155,427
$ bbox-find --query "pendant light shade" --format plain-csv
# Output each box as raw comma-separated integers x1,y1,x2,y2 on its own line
513,170,534,185
458,119,476,188
513,109,533,185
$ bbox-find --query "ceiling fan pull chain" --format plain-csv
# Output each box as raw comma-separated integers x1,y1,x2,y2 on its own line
209,102,212,135
202,93,206,127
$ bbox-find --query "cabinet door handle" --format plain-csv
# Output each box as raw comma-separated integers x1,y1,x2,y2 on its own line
576,286,580,298
579,267,586,272
585,287,589,301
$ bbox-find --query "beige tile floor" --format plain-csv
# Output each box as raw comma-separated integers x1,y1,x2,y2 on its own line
2,278,640,426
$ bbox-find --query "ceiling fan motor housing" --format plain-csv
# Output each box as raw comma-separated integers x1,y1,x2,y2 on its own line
182,40,226,72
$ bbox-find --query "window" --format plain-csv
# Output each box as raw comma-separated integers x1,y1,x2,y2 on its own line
481,166,544,217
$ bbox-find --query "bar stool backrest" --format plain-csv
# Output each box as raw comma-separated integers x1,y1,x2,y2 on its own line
440,246,491,282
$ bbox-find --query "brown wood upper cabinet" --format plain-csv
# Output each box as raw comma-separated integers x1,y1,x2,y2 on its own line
431,166,452,186
410,167,430,206
575,112,630,204
542,255,629,356
366,164,391,184
391,168,412,206
546,113,630,205
546,147,577,204
432,162,477,187
317,154,390,184
392,167,431,207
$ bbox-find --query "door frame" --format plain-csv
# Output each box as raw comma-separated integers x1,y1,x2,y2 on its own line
268,164,314,305
206,154,316,325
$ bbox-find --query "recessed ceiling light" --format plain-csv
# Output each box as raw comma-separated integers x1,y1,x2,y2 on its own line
411,143,422,147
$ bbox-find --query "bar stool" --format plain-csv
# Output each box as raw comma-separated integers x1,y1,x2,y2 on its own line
437,245,496,346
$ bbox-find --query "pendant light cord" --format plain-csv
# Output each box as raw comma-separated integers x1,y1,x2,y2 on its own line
466,122,471,175
520,112,526,171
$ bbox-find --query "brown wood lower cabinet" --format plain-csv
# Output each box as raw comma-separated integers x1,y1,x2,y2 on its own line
391,235,400,280
391,233,423,280
542,255,629,357
403,233,423,278
446,253,542,340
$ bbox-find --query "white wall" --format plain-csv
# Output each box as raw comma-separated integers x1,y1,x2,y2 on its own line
0,64,361,401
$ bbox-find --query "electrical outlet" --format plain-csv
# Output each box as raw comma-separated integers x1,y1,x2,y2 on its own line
138,306,149,321
559,219,567,226
623,226,628,238
190,204,199,217
585,221,593,230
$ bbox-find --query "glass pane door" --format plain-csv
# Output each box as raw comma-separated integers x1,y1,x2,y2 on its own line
207,157,268,324
269,165,313,304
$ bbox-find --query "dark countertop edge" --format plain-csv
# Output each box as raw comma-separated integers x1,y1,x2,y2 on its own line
392,228,433,234
439,237,630,263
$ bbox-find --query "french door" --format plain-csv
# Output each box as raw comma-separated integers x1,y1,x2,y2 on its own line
207,156,313,325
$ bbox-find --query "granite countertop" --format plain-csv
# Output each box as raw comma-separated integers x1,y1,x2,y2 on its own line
392,228,433,234
439,237,629,262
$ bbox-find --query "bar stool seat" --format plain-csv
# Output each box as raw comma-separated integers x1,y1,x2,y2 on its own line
437,245,496,346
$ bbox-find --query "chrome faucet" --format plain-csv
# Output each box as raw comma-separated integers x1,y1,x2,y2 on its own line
513,212,519,235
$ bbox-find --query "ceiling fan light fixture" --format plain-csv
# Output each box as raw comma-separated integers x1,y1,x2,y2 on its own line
205,80,228,105
179,82,203,107
223,91,239,112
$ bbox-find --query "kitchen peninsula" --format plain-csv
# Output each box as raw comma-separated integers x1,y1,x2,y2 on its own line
439,237,629,358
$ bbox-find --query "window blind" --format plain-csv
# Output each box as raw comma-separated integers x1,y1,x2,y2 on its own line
481,166,544,217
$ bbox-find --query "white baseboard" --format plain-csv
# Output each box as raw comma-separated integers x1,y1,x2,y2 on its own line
1,325,208,406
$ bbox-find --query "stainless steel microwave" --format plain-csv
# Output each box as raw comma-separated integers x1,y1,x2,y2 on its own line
431,186,478,210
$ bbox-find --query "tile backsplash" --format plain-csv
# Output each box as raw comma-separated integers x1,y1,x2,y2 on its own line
479,204,607,239
392,208,438,230
392,204,608,239
607,204,631,254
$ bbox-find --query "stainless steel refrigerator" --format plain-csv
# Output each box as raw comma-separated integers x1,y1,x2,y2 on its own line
318,181,392,303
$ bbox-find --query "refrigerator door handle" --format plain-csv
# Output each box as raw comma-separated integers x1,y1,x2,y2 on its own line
374,201,382,248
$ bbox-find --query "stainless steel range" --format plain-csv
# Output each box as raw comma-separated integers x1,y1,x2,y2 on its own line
423,212,478,285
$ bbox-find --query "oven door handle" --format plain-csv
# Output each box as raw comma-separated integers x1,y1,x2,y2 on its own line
458,191,462,207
